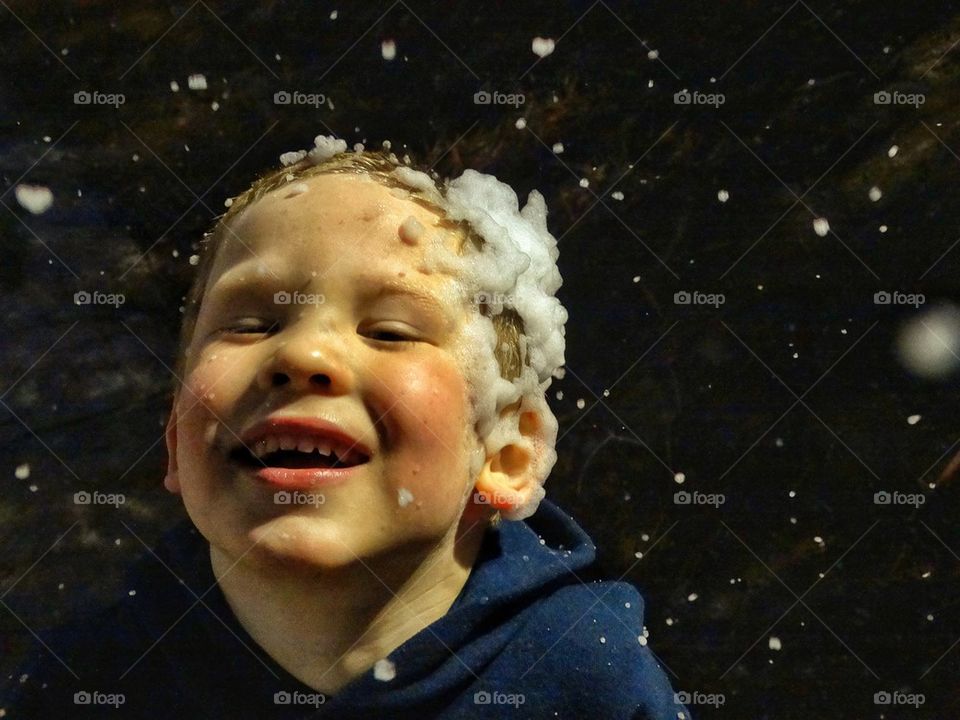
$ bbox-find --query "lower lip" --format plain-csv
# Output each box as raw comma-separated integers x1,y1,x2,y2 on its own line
235,461,366,490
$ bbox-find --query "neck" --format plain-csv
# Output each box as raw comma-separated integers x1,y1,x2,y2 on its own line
210,516,489,696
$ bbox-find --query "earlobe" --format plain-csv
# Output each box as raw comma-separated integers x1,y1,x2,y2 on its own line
163,402,182,494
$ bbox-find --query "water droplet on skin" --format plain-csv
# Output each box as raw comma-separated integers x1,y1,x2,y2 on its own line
398,488,414,507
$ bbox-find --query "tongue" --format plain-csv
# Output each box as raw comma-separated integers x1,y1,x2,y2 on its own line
265,449,347,469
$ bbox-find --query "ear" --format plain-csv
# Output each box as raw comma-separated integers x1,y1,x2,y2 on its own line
473,400,549,516
163,399,182,494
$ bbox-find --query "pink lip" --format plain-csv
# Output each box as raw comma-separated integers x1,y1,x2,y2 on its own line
245,465,364,491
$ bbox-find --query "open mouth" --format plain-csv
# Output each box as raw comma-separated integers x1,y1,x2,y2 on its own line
229,446,369,470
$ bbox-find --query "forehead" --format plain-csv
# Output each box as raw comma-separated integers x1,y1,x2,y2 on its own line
205,173,467,301
226,173,457,254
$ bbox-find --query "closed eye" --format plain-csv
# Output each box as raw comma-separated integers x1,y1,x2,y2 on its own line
369,330,415,342
224,321,279,334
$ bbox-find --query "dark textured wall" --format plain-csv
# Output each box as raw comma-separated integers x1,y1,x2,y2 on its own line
2,1,959,717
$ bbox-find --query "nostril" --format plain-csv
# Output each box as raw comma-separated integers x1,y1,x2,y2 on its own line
271,372,290,386
309,373,331,386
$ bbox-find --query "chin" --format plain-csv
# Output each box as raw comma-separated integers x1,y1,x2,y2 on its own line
242,514,367,571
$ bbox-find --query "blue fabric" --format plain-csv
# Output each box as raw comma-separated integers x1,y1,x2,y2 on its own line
2,499,690,719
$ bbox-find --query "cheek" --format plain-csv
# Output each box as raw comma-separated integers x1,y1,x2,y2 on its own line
176,353,242,453
395,359,468,441
380,357,474,490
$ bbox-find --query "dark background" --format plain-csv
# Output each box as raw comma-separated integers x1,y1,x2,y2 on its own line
2,1,960,717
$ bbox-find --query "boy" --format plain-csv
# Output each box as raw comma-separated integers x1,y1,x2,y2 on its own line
2,135,690,719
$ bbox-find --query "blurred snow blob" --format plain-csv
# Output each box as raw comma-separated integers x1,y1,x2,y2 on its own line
531,37,555,58
14,184,53,215
896,303,960,379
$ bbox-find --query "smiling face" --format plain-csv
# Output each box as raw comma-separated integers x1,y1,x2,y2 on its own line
164,173,490,571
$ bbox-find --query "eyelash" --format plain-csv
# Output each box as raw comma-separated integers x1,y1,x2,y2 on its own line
222,323,416,343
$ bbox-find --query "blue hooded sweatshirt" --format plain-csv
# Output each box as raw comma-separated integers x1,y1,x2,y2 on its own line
2,499,690,719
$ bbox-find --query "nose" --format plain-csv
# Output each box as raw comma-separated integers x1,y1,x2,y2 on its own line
256,320,352,394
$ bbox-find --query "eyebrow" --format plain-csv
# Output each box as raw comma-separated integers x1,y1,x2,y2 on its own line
356,274,451,319
209,269,452,318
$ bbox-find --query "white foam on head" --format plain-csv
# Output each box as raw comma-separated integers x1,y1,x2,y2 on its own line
412,169,567,521
308,135,348,164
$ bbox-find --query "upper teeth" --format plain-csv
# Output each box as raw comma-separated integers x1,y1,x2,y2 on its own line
249,434,361,463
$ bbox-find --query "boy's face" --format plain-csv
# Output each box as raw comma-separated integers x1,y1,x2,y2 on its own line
165,173,488,570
